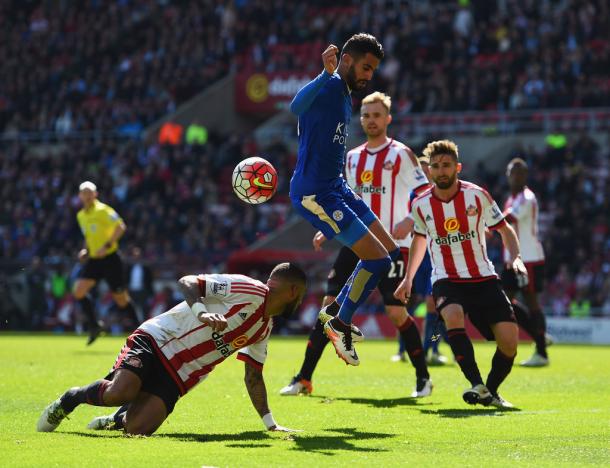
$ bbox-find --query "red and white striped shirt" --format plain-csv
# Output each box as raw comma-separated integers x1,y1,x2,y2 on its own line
136,274,272,395
345,139,428,248
411,181,507,283
503,187,545,264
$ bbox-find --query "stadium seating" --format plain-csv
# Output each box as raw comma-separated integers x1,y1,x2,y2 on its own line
1,1,608,330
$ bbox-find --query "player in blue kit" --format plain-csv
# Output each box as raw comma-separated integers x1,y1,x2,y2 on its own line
289,33,398,366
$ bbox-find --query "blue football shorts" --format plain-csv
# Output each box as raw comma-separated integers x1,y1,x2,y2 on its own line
291,181,377,247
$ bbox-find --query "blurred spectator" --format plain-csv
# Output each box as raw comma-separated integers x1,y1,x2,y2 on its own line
126,246,154,322
26,256,48,330
3,1,610,138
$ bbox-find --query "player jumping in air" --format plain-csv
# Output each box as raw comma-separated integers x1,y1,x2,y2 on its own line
281,91,432,397
394,140,527,408
290,33,399,366
501,158,550,367
37,263,306,435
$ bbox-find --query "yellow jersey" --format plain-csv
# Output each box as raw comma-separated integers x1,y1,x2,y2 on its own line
77,200,124,259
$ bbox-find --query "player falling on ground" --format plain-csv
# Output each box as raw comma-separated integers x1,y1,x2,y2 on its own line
393,153,449,366
37,263,306,435
394,140,527,408
74,181,138,345
281,92,432,397
290,33,399,366
501,158,550,367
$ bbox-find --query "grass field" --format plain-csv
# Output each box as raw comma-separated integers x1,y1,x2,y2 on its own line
1,334,609,467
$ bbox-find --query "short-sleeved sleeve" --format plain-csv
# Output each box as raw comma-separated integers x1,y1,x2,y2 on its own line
103,205,123,226
481,191,506,229
197,274,268,309
400,147,428,192
412,203,427,236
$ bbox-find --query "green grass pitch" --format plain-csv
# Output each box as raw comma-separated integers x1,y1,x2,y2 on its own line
1,334,609,467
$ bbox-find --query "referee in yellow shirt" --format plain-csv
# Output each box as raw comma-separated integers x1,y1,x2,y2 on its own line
74,181,138,345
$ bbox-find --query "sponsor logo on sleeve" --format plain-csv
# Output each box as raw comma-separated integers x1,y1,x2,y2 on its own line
238,312,248,320
211,281,228,296
414,169,426,181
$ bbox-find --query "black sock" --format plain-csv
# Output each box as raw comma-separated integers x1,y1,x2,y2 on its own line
120,301,139,326
325,300,340,316
113,404,129,430
298,319,330,381
530,308,548,358
78,296,97,327
398,316,429,380
60,379,111,413
447,328,483,386
486,348,515,395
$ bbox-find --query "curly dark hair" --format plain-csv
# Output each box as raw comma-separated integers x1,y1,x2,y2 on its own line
342,33,384,61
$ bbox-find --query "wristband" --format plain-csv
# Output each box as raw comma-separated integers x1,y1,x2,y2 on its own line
191,302,205,317
262,412,277,430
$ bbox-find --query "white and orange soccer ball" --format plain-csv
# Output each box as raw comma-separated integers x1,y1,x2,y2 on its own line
232,157,278,204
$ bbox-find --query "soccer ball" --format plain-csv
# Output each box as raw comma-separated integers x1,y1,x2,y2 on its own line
232,157,278,204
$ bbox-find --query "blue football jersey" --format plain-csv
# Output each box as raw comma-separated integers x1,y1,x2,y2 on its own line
289,71,352,196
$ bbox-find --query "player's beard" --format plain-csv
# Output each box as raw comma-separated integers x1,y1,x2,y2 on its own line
434,172,457,189
280,297,301,319
347,65,367,90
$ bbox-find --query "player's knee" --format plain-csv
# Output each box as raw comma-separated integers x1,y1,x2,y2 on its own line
441,307,464,328
496,325,518,356
104,380,138,405
386,307,408,326
124,420,157,436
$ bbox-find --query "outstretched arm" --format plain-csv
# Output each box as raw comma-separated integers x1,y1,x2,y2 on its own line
289,44,338,115
244,362,301,432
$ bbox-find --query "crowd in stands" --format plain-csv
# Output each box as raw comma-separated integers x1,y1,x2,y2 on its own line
238,0,610,113
2,1,609,137
1,0,609,331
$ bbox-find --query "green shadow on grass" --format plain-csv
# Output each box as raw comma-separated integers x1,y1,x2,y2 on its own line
331,396,435,408
63,428,394,456
289,427,393,456
418,407,521,418
63,430,270,443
